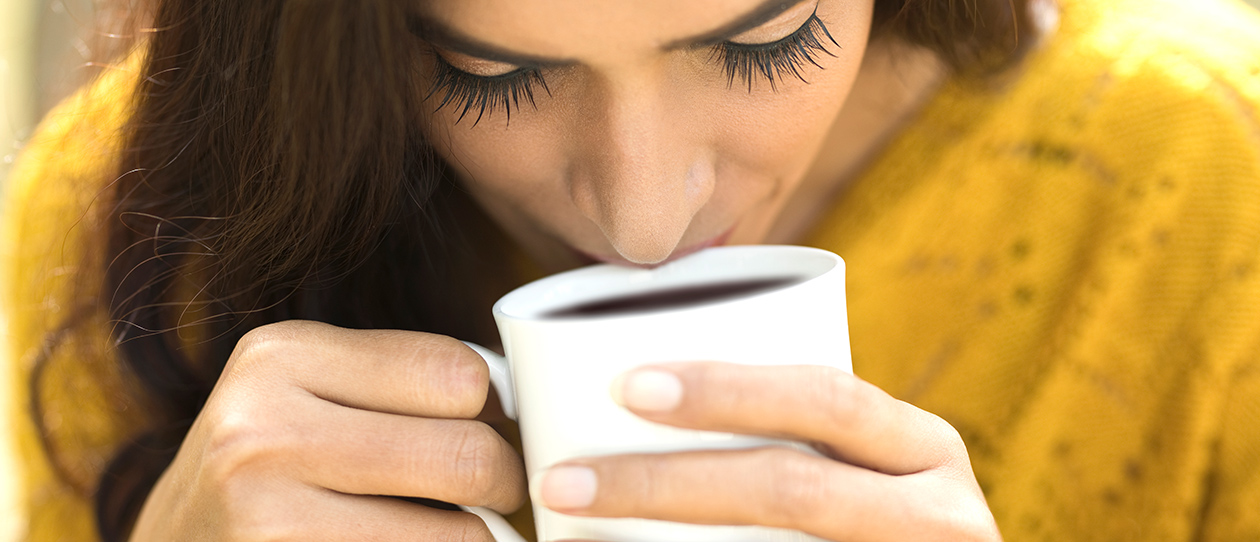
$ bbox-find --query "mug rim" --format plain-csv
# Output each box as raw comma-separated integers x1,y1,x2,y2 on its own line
493,245,842,322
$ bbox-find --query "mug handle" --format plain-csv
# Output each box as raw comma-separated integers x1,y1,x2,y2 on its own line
463,342,517,420
459,342,527,542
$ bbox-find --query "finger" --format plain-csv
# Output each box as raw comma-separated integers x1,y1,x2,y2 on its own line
612,363,965,475
228,320,490,418
283,399,527,513
257,488,499,542
536,448,996,542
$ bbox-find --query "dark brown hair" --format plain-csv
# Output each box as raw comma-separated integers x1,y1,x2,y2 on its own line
875,0,1034,74
29,1,1034,540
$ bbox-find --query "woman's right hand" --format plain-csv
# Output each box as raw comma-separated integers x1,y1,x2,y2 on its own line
129,320,526,541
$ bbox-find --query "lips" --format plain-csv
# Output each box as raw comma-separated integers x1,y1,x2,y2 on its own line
573,227,735,268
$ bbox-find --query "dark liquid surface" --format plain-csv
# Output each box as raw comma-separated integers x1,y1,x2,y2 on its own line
543,276,801,318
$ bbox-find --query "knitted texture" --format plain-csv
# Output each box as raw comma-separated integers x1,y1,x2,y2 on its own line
804,0,1260,539
4,0,1260,540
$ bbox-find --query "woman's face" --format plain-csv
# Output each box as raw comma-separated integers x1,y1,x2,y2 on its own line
417,0,875,269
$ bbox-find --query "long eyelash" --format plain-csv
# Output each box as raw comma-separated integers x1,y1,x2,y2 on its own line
425,53,550,126
425,14,834,122
711,13,839,92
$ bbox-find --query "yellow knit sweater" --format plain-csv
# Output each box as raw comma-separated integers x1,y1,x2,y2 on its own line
5,0,1260,540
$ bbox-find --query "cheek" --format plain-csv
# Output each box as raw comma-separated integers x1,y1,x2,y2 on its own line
425,109,569,207
429,89,846,197
713,85,848,180
709,52,866,192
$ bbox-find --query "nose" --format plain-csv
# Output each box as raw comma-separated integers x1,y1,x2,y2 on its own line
567,72,715,264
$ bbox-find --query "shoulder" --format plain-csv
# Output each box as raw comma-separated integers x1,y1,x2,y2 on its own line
1,53,142,451
2,55,138,393
1015,0,1260,142
952,0,1260,369
2,55,139,331
1057,0,1260,76
1021,0,1260,145
1,54,149,541
1076,0,1260,260
8,55,139,182
1040,0,1260,158
1005,0,1260,254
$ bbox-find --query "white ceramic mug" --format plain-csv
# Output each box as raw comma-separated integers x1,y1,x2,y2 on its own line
461,245,850,542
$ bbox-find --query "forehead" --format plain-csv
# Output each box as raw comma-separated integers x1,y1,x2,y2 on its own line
420,0,771,59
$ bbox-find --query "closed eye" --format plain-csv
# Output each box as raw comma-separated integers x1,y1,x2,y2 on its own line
710,9,839,91
417,2,838,125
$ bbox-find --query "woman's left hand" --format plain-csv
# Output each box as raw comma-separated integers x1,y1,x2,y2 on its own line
536,362,1002,542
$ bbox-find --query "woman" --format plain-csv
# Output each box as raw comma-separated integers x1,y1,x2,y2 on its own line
4,0,1260,540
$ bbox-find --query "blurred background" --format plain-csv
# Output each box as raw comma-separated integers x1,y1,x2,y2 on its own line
3,2,105,539
2,0,1260,540
3,0,101,190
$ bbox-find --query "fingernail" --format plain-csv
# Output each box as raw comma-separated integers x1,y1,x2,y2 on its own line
538,465,597,510
611,369,683,413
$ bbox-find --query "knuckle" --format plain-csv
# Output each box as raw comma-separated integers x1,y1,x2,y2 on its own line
811,369,869,430
201,407,287,487
921,411,970,471
758,449,831,528
417,336,490,413
444,513,498,542
229,322,311,374
436,336,491,385
236,322,299,355
627,454,669,506
931,414,966,451
448,423,505,496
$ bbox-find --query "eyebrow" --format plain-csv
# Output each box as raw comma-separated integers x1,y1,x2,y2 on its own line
409,0,813,67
